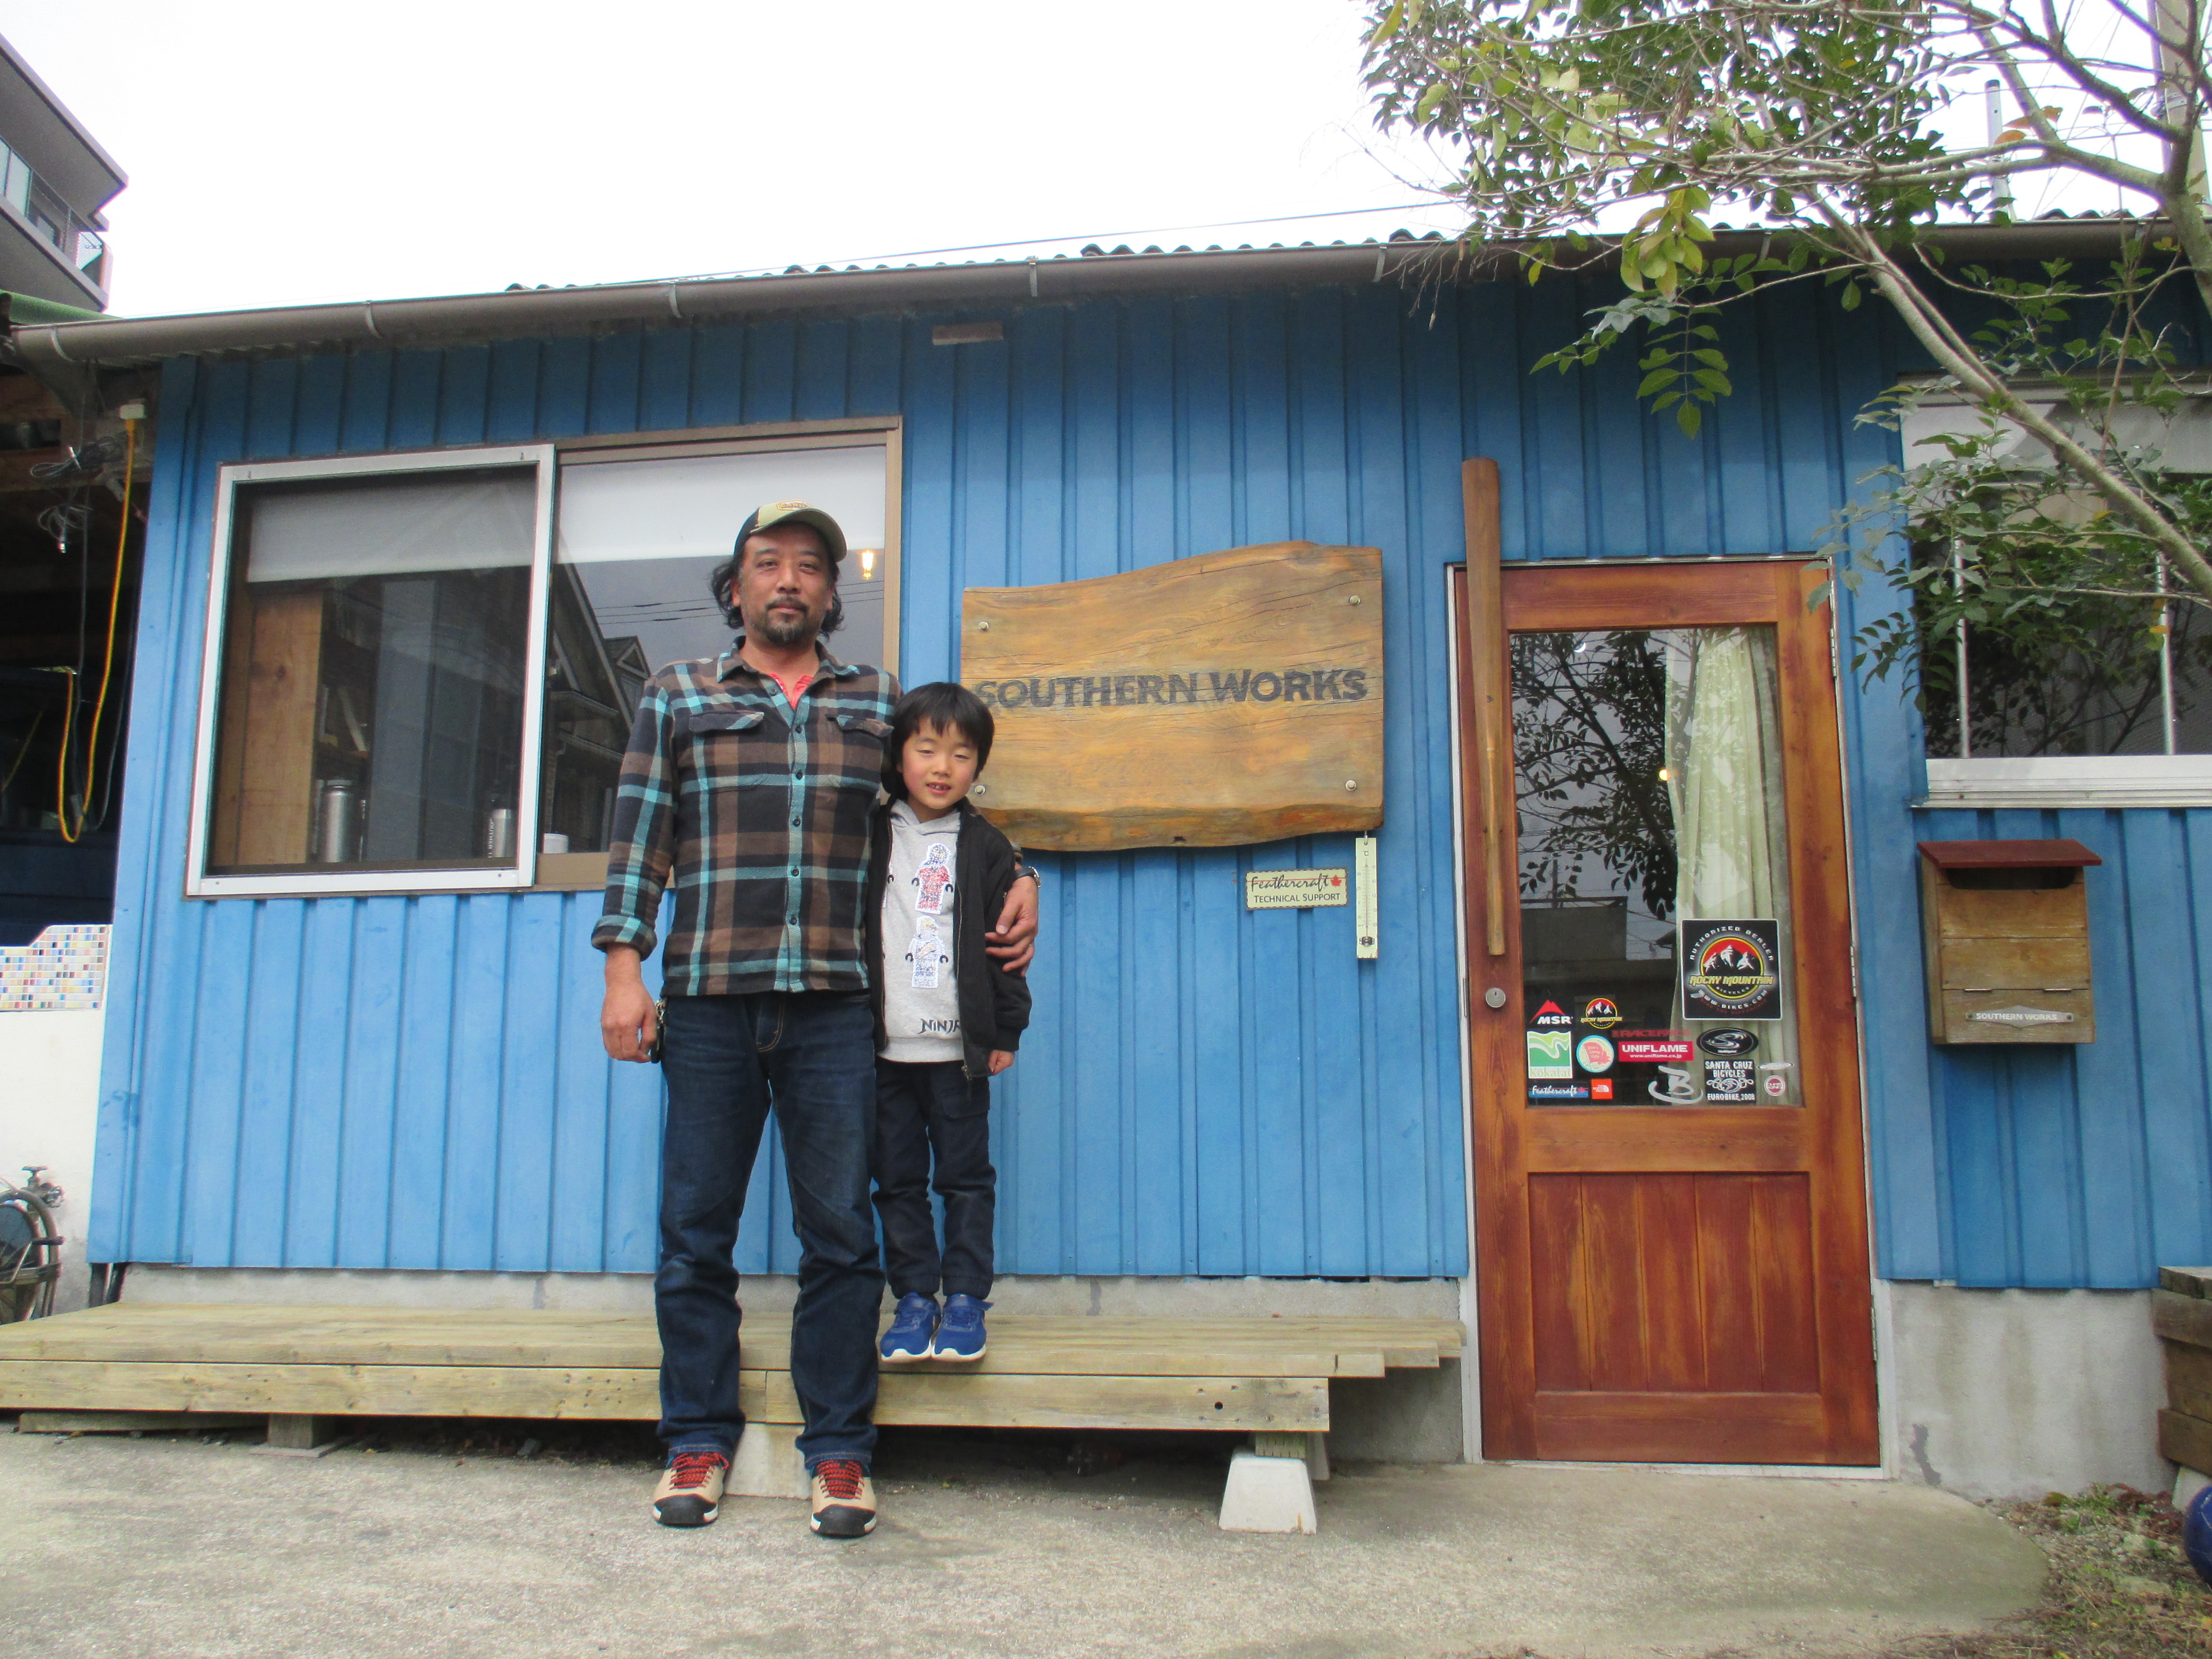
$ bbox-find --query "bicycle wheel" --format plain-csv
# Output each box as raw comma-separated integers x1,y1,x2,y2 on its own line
0,1192,59,1322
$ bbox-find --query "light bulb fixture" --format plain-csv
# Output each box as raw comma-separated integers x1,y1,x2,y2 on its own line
857,548,878,580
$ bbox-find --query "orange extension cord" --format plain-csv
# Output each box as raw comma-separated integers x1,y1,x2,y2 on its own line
56,416,136,843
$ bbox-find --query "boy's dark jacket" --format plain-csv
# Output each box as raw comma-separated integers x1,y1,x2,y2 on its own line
865,797,1031,1079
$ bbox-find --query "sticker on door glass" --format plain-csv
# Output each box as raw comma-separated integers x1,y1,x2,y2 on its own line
1680,920,1782,1021
1575,1034,1616,1074
1616,1030,1694,1064
1579,996,1622,1031
1526,1000,1574,1082
1702,1058,1757,1103
1696,1026,1759,1057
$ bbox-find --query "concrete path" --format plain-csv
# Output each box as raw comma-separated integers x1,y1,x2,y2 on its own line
5,1429,2043,1659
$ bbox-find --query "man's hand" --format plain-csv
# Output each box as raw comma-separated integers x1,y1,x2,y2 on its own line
601,946,660,1062
987,1050,1016,1076
985,873,1040,973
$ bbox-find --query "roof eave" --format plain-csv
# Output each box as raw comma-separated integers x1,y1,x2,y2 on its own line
7,217,2158,372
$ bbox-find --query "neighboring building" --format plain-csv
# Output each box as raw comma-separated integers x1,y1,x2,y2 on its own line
12,222,2203,1495
0,33,119,312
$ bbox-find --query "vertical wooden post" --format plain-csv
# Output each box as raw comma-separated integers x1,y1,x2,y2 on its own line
1461,459,1508,957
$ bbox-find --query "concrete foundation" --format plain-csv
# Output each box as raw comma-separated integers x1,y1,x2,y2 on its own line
1881,1280,2169,1500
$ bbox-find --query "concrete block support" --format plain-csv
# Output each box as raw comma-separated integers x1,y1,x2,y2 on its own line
1881,1281,2170,1500
726,1423,807,1500
1218,1450,1317,1533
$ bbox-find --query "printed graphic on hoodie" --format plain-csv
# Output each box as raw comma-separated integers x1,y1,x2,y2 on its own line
914,843,954,915
908,915,950,989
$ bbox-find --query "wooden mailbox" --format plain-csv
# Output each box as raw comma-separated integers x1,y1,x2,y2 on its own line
1918,839,2100,1045
959,541,1383,852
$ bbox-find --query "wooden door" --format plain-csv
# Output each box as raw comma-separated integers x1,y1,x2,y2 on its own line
1456,460,1877,1464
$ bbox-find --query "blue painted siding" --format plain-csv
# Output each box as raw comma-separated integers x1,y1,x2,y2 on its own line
87,270,2212,1289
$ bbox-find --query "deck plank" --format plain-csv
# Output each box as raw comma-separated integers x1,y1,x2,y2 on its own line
0,1305,1444,1431
0,1306,1455,1377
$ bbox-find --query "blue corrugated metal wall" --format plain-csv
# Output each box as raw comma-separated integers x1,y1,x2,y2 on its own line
88,270,2212,1289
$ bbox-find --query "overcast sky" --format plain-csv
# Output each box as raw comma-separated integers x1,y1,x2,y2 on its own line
0,1,1464,319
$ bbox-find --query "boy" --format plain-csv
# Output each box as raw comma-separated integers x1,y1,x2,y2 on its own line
863,682,1032,1363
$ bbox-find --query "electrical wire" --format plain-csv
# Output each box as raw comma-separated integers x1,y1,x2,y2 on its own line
56,417,134,843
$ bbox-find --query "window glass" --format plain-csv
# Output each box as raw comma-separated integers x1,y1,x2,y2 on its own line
541,445,889,852
1919,568,2212,758
205,467,537,874
1513,626,1801,1107
1,152,28,216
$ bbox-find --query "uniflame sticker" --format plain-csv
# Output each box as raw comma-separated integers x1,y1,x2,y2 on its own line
1680,919,1782,1022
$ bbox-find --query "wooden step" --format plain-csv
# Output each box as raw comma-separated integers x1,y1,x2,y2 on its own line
0,1303,1457,1435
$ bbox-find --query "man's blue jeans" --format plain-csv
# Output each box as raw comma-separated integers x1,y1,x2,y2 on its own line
655,991,882,1470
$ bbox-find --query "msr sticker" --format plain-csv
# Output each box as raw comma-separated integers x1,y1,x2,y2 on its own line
1575,1034,1616,1074
1579,996,1622,1031
1703,1058,1757,1103
1681,920,1782,1022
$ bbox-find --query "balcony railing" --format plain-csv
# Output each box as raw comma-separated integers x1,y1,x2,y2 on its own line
0,135,106,292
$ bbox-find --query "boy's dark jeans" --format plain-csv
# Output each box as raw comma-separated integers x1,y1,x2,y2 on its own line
656,991,882,1471
872,1058,995,1300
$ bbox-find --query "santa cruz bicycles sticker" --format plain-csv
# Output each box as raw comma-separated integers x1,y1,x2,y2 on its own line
1680,920,1782,1022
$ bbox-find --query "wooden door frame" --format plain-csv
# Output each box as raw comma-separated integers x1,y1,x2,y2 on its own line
1452,461,1878,1465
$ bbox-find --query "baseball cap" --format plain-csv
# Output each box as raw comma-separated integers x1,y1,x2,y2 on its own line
734,500,848,564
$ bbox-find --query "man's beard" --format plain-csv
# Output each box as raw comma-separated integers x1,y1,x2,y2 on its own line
747,602,820,647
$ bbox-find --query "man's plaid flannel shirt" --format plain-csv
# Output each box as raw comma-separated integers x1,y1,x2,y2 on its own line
591,643,901,996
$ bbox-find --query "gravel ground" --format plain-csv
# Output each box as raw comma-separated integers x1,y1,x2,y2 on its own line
1879,1485,2212,1659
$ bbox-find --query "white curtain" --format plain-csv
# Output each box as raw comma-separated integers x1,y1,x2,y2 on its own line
1663,626,1799,1100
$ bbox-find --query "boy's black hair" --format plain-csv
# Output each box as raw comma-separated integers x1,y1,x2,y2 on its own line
883,682,995,798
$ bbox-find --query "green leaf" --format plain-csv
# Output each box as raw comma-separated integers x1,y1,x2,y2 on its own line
1840,282,1862,312
1638,366,1679,397
1676,401,1703,438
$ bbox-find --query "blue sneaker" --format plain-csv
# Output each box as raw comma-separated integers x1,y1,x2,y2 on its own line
879,1292,938,1362
934,1294,989,1361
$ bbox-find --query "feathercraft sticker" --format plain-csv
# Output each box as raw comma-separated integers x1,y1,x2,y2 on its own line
1696,1027,1760,1057
1680,920,1782,1021
1579,996,1622,1031
1575,1034,1616,1074
1527,1082,1590,1100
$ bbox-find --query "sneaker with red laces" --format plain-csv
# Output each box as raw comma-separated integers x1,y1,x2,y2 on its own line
808,1457,877,1538
652,1447,731,1527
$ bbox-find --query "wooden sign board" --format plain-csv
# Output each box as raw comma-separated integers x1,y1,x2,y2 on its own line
960,541,1383,852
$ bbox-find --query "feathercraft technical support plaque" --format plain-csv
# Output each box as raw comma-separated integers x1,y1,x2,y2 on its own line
959,542,1384,852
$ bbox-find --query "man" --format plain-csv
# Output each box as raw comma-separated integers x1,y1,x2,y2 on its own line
595,500,1038,1540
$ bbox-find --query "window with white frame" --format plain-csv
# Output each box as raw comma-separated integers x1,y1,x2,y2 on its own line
188,428,898,897
1900,389,2212,807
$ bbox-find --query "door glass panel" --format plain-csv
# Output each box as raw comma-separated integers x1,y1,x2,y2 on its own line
1512,626,1800,1106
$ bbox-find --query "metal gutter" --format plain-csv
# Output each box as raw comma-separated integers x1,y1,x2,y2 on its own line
6,216,2158,371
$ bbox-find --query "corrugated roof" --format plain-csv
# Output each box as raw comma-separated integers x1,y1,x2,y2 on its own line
5,214,2170,372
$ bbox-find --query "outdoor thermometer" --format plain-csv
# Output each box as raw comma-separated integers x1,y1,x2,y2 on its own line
1355,834,1379,960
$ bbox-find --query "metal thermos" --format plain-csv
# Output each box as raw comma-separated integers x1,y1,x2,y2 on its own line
314,778,361,864
484,807,516,860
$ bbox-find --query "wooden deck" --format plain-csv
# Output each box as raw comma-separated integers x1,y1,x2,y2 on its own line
0,1304,1463,1436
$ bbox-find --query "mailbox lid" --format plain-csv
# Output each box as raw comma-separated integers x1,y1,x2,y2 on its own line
1918,838,2103,870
